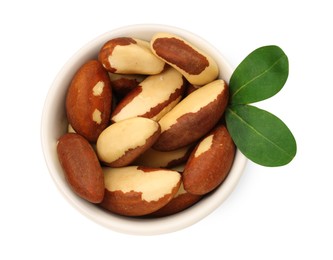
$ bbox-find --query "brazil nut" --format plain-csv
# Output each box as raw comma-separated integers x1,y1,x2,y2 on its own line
151,32,219,85
100,166,181,216
57,133,105,203
66,60,112,142
99,37,165,75
153,79,229,151
96,117,161,167
183,125,235,195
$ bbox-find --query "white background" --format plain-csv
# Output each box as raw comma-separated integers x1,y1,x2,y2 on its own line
1,0,332,259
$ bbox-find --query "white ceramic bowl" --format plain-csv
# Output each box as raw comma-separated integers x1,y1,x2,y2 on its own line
41,24,247,235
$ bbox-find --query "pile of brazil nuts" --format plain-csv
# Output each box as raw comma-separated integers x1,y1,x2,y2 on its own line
57,32,236,217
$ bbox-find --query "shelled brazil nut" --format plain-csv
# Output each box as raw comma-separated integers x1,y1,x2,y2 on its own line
56,32,235,218
151,32,219,85
96,117,161,167
101,166,181,216
153,79,229,151
111,66,186,122
183,125,236,195
99,37,165,75
66,60,112,142
57,133,105,203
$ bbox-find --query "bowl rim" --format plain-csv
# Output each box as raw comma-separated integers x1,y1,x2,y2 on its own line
41,23,248,235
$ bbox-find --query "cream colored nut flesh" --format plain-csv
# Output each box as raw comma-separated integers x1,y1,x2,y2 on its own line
92,81,105,96
92,108,102,124
101,166,181,216
111,67,185,122
194,134,214,157
173,182,187,198
99,37,165,75
154,79,229,151
151,32,219,85
96,117,160,167
67,124,76,133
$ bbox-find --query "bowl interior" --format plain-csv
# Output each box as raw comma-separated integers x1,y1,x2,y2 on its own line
41,24,247,235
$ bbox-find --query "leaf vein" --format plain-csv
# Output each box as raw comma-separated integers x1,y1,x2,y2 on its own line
228,107,292,158
231,55,285,100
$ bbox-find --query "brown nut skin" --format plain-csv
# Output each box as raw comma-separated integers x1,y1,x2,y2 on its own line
185,83,200,96
100,166,181,216
66,60,112,142
57,133,105,203
149,182,202,217
183,125,235,195
108,73,146,98
153,79,229,151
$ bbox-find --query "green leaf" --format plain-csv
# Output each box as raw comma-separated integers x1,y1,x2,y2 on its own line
229,45,289,104
225,104,297,166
